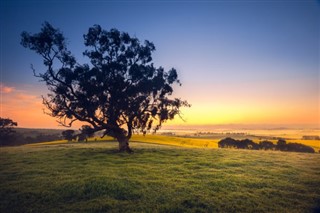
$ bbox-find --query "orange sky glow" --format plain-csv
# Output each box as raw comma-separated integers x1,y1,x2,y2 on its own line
1,82,318,129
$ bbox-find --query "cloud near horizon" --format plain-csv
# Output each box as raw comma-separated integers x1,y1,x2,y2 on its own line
0,83,59,128
0,84,15,94
0,83,86,129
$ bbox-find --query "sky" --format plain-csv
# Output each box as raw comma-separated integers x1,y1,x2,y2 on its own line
0,0,319,129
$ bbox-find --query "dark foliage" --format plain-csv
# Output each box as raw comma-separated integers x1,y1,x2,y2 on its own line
237,139,260,150
259,140,275,150
21,22,190,152
0,117,17,136
218,138,259,150
285,143,315,153
76,133,87,142
62,130,75,141
218,138,315,153
218,137,237,148
276,139,287,151
0,117,18,146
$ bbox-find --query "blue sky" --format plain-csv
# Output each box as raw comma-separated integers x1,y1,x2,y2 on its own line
0,0,319,128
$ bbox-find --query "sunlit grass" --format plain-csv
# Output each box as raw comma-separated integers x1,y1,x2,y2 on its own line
25,134,320,152
1,142,320,212
25,139,69,145
131,134,220,148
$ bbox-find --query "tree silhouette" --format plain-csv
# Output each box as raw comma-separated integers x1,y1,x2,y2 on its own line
21,22,189,152
0,117,18,146
259,140,275,150
62,130,75,141
276,139,287,151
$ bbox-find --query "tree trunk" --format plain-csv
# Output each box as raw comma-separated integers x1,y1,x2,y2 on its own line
104,126,133,153
118,136,133,153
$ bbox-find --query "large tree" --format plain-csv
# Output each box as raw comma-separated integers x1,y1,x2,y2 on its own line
21,22,189,152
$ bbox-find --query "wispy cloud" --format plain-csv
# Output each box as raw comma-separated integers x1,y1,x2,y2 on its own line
0,83,84,129
0,84,15,94
0,83,51,127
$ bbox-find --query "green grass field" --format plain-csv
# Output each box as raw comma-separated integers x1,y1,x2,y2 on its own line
1,139,320,212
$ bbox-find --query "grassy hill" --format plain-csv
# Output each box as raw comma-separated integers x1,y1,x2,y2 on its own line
1,140,320,212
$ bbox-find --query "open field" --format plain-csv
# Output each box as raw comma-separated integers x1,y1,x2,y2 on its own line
132,135,320,152
1,141,320,212
27,134,320,152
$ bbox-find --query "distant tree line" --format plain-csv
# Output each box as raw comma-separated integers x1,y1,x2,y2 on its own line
0,117,61,146
218,137,315,153
0,117,98,146
302,135,320,140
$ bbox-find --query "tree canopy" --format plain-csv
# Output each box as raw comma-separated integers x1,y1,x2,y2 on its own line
0,117,18,146
61,130,75,141
21,22,189,152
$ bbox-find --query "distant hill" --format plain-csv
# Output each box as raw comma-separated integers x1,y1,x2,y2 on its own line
1,128,71,146
15,128,66,137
